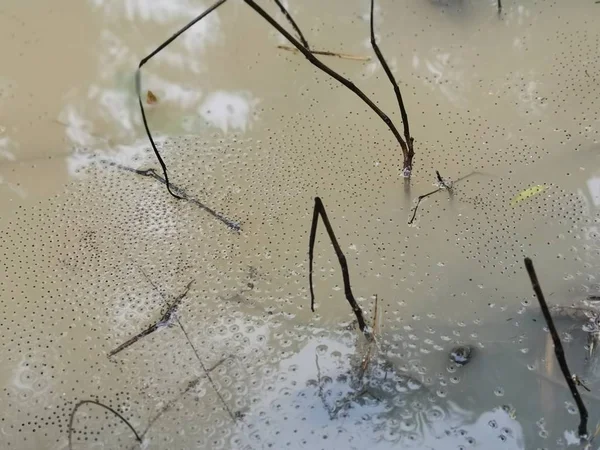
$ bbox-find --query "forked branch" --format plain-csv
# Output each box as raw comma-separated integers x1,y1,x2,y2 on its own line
137,0,411,198
308,197,368,335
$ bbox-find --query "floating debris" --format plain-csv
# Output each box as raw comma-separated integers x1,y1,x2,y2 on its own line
511,185,546,206
146,90,158,105
450,345,473,366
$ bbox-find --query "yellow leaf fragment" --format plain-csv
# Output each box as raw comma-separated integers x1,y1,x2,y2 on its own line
146,90,158,105
510,184,546,206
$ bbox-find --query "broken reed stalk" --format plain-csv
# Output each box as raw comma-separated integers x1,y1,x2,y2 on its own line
69,400,142,450
360,294,379,376
137,0,412,199
370,0,414,176
524,257,588,440
309,197,368,335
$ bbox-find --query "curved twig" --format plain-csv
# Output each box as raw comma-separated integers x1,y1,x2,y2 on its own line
68,400,142,450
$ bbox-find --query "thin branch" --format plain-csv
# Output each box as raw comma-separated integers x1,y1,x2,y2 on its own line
137,0,410,199
277,45,371,61
308,197,368,335
498,0,502,13
99,160,241,232
271,0,310,49
524,257,588,440
370,0,414,175
68,400,142,450
108,280,194,357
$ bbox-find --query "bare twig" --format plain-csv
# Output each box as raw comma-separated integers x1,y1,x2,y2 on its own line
99,160,241,232
408,170,484,225
370,0,414,176
137,0,410,199
498,0,502,13
277,45,371,61
524,257,588,440
408,186,442,225
108,280,194,357
309,197,369,336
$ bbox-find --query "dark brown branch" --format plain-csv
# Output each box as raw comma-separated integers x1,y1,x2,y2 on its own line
137,0,410,199
498,0,502,13
308,197,368,334
271,0,310,49
370,0,414,176
524,257,588,440
69,400,142,450
108,280,194,357
99,160,241,232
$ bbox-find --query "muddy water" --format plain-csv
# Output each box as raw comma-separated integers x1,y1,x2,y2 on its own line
1,0,600,448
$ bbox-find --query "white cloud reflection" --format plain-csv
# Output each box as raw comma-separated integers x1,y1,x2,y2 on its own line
199,90,260,133
90,0,222,72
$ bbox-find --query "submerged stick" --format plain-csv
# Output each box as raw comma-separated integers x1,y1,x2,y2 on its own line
277,45,371,61
100,160,241,232
308,197,367,334
498,0,502,13
138,0,410,198
138,356,232,443
370,0,414,176
108,280,194,357
68,400,142,450
137,268,237,422
524,257,588,439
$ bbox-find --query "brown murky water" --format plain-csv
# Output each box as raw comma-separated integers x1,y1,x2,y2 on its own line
2,0,600,448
